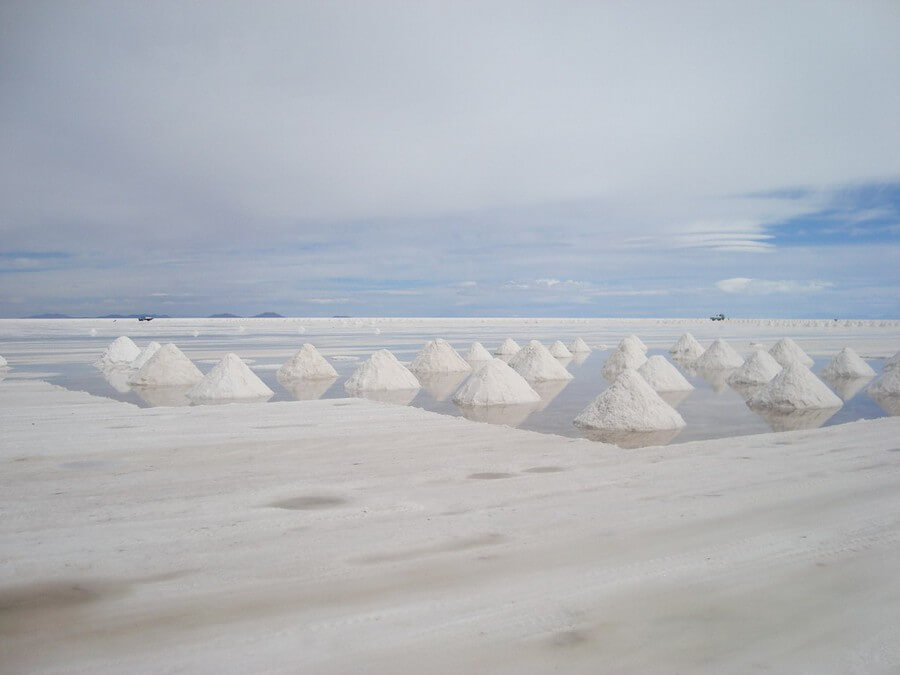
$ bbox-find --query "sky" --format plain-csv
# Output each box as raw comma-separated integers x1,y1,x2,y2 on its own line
1,0,899,318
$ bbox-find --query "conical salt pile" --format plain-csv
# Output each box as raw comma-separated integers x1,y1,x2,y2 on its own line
95,336,141,368
344,349,420,392
508,341,574,381
127,343,204,387
869,368,900,396
769,338,814,367
620,334,648,352
409,339,472,374
569,337,591,354
669,333,705,360
574,369,686,431
637,355,694,392
0,354,7,368
748,362,842,411
189,353,274,401
695,339,744,369
130,341,161,370
822,347,876,379
452,359,540,406
277,343,338,380
549,340,573,358
727,350,782,385
602,344,647,380
465,342,493,361
883,350,900,371
495,338,521,355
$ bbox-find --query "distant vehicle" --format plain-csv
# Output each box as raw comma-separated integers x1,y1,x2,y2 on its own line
138,315,154,322
710,313,726,321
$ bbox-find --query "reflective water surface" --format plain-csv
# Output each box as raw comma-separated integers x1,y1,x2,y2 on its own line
8,333,892,448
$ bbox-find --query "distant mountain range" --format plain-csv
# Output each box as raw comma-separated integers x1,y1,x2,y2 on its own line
24,312,284,319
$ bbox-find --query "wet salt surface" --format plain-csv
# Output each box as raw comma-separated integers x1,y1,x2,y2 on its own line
27,336,893,447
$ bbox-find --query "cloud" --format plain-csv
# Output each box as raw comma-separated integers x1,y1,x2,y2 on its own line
716,278,834,294
305,298,352,305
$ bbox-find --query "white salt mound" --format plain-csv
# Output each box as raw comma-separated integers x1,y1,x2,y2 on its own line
748,362,842,411
620,334,648,352
602,345,648,380
574,369,686,431
452,359,540,406
727,350,782,385
884,350,900,371
0,354,7,368
869,368,900,396
669,333,705,360
695,339,744,370
769,337,815,367
569,337,591,354
637,355,694,392
464,342,493,361
549,341,573,358
822,347,876,379
494,338,521,355
409,339,472,374
508,342,574,382
127,343,204,387
95,336,141,368
277,343,338,380
344,350,420,392
130,341,162,370
189,353,274,401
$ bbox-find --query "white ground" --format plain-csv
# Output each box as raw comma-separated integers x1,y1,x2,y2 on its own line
1,317,899,673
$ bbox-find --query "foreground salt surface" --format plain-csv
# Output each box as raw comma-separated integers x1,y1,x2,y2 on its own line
2,380,899,674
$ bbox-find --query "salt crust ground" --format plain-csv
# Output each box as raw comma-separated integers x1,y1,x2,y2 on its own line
2,375,900,674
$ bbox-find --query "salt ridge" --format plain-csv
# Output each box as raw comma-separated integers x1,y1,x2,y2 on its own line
409,339,472,374
127,343,204,387
822,347,876,379
769,338,815,367
549,341,573,358
452,359,540,405
344,350,420,392
574,369,686,431
727,350,782,385
748,362,842,411
190,353,274,401
277,344,339,380
95,336,141,368
508,342,574,382
464,342,493,361
695,339,744,370
637,355,694,392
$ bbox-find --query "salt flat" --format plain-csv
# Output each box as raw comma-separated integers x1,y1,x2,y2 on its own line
1,318,899,673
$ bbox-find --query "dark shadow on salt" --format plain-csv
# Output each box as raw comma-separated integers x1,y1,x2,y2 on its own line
531,379,570,411
269,496,347,510
132,385,193,407
751,406,839,432
277,375,338,401
454,402,538,427
347,389,419,406
468,472,514,480
823,375,873,401
577,427,682,449
871,394,900,416
523,466,566,473
417,372,470,402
